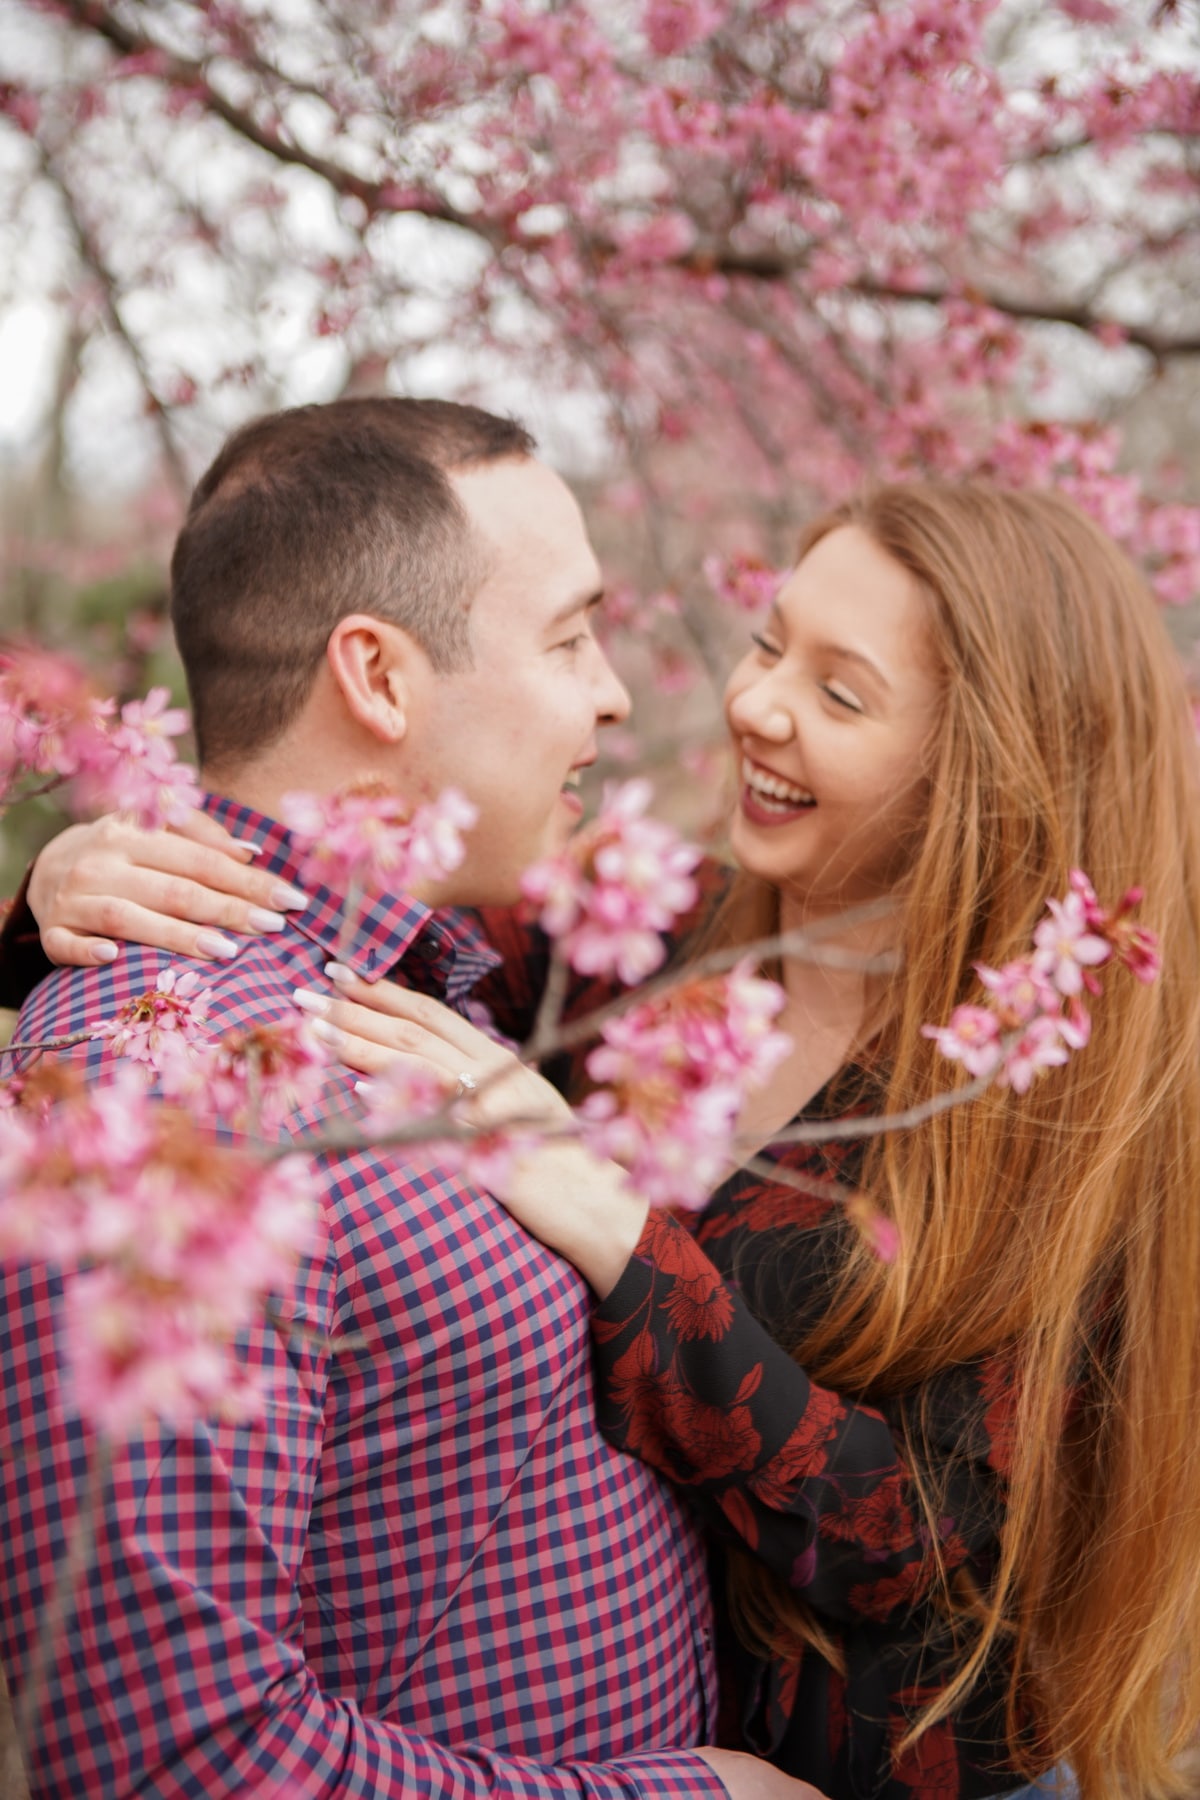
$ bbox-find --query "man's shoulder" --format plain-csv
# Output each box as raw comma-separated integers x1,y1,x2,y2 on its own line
16,942,170,1050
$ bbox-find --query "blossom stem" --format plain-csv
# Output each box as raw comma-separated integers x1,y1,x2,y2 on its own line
538,899,900,1063
0,1030,94,1054
522,944,571,1063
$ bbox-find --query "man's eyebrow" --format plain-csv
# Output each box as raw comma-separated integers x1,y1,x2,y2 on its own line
549,589,605,627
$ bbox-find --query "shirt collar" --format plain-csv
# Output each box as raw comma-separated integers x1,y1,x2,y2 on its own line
203,792,501,1005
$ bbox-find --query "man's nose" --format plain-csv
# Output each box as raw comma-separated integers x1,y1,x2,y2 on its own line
595,651,632,726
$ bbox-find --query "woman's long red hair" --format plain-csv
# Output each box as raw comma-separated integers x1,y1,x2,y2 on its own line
718,484,1200,1799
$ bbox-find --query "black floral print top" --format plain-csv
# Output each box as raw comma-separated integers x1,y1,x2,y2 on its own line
474,898,1030,1800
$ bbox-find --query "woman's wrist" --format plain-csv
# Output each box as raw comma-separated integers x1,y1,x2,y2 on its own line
506,1139,650,1299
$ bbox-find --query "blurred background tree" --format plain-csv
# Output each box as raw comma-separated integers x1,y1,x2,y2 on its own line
1,0,1198,871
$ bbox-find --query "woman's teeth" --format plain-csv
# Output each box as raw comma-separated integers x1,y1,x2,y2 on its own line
742,757,815,809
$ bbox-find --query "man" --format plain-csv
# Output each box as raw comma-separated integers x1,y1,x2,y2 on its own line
0,400,823,1800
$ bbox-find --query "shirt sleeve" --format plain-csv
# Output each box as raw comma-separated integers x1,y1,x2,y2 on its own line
591,1208,1007,1628
0,1247,730,1800
0,867,53,1012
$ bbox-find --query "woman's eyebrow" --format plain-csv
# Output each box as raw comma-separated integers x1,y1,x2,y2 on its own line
817,642,893,693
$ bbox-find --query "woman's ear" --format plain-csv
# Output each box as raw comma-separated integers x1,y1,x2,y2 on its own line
324,614,430,745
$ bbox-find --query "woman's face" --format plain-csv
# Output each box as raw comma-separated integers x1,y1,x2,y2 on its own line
724,524,944,917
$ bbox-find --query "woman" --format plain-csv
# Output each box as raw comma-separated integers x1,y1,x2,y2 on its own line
11,485,1200,1800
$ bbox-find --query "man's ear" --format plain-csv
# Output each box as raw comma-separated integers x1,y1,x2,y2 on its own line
324,614,429,745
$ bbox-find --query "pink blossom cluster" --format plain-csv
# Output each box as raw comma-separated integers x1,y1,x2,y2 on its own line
282,782,477,901
642,0,730,58
923,871,1159,1094
93,963,332,1137
579,959,791,1210
0,1062,318,1436
91,965,212,1073
163,1013,332,1137
521,778,703,985
802,0,1006,234
977,422,1200,607
0,648,201,828
702,552,782,616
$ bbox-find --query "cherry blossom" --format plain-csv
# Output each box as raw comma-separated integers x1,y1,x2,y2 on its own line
922,1005,1004,1080
580,960,791,1210
0,1062,318,1435
173,1015,332,1138
924,873,1159,1095
282,781,477,901
521,779,702,985
1032,894,1112,996
702,553,783,616
0,653,201,830
92,965,213,1079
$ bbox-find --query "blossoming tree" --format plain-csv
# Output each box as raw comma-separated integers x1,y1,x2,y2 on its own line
1,0,1198,626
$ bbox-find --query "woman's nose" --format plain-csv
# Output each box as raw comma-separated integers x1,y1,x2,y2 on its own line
728,674,794,743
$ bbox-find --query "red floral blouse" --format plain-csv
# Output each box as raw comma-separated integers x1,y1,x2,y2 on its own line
474,899,1030,1800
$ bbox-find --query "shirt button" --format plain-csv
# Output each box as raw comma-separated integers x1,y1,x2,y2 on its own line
416,938,441,962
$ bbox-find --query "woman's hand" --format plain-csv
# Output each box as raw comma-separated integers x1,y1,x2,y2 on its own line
27,813,310,967
296,965,650,1298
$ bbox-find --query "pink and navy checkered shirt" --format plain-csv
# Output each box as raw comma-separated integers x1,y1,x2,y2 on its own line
0,796,722,1800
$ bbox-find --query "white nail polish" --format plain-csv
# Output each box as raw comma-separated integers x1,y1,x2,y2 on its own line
248,906,287,932
292,987,331,1016
270,882,310,911
311,1018,345,1047
195,929,239,960
324,961,355,984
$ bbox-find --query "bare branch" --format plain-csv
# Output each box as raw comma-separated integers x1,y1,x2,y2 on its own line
33,139,191,499
750,1069,996,1149
683,251,1200,360
59,0,502,250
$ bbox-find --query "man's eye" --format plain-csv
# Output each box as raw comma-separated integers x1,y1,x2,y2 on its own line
750,633,781,658
557,634,585,652
821,682,864,714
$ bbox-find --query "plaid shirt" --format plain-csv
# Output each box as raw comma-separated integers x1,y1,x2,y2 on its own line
0,796,722,1800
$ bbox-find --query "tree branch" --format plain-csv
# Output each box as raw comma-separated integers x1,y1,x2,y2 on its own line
34,139,192,499
683,251,1200,360
58,0,503,249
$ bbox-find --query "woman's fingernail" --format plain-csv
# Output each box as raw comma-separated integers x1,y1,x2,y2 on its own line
324,961,355,984
195,929,240,960
311,1018,345,1048
270,882,310,910
247,906,288,932
292,987,331,1017
229,837,262,857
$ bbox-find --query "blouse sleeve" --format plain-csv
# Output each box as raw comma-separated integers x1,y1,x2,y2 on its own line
591,1207,1009,1627
0,868,53,1012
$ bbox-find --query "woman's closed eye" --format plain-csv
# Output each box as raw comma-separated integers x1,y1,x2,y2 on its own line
821,681,865,713
750,631,782,659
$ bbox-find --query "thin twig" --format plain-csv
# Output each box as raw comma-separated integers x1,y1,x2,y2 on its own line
540,898,900,1062
0,1031,94,1055
521,944,570,1063
738,1152,857,1206
746,1070,995,1149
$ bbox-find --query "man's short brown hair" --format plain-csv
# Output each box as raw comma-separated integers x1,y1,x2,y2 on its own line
170,397,535,768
